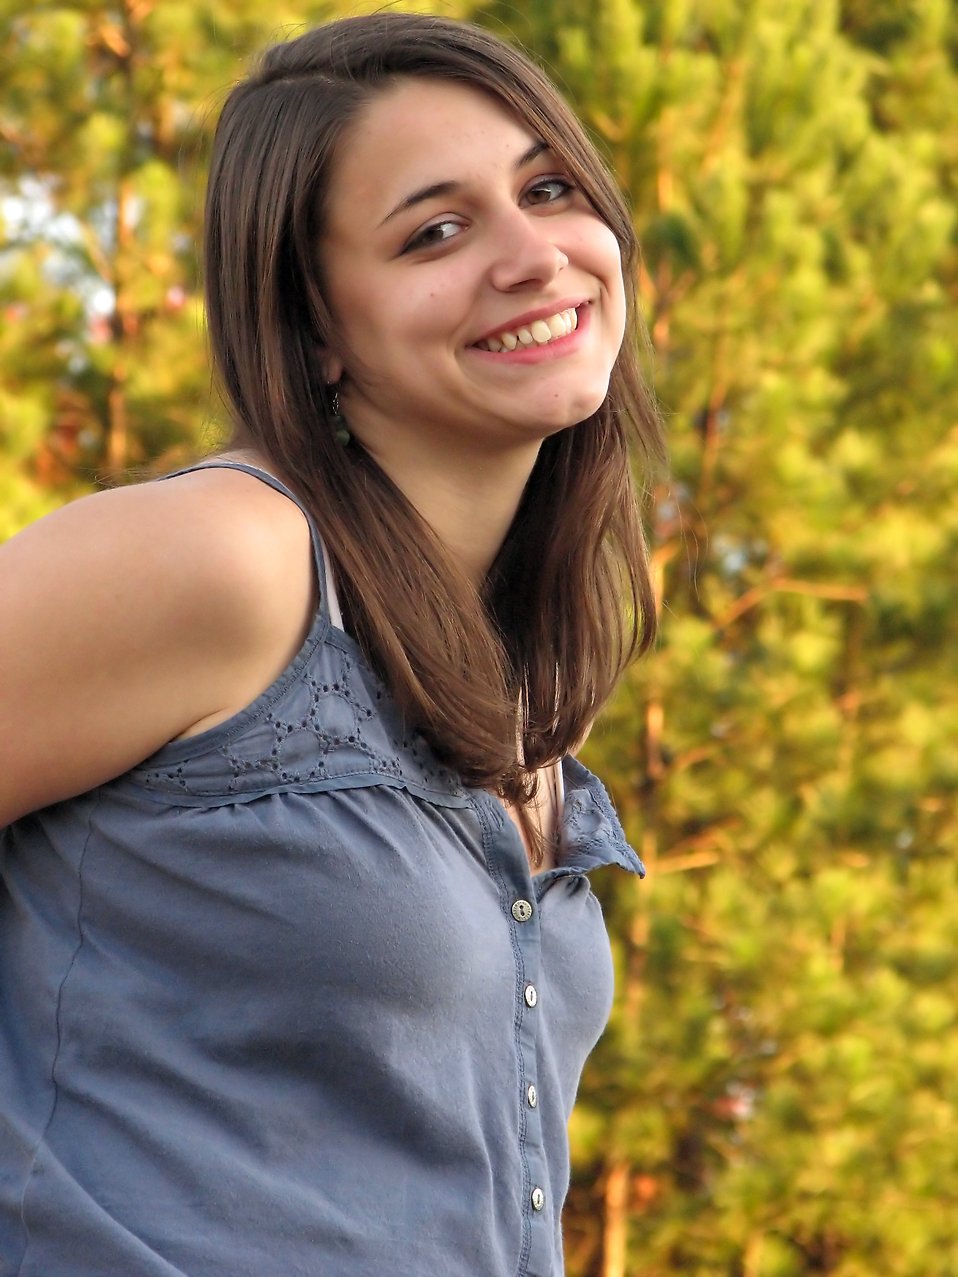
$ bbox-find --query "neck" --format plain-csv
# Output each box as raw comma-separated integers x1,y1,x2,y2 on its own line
367,437,542,585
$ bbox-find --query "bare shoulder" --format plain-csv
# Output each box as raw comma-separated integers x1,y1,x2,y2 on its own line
3,466,313,656
136,462,315,613
0,466,315,826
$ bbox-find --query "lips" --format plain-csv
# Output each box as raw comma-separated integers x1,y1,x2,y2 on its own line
471,300,589,352
474,307,579,353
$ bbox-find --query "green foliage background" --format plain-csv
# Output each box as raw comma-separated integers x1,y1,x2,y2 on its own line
2,1,956,1273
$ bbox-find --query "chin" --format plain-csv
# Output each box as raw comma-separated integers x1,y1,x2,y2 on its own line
539,386,610,433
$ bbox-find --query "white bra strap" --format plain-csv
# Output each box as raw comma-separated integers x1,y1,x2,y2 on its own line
554,758,565,817
318,537,345,632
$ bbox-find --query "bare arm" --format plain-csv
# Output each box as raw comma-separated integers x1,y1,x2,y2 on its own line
0,469,314,827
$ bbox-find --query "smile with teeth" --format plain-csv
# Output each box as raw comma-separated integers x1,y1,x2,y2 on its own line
474,307,579,353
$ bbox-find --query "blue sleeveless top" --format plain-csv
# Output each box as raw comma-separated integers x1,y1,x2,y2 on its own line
0,463,644,1277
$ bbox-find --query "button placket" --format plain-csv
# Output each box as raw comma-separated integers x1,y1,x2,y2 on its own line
476,792,551,1276
515,898,549,1270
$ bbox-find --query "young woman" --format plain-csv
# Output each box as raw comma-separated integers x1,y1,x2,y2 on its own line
0,14,664,1276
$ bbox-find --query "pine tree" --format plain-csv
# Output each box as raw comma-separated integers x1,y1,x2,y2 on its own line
476,0,958,1272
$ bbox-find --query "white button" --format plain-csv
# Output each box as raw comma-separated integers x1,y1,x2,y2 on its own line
531,1186,545,1211
511,899,533,923
524,983,538,1008
527,1084,538,1109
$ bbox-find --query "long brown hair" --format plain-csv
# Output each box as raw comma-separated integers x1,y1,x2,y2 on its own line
204,14,665,808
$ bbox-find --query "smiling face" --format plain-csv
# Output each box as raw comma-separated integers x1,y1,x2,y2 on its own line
318,77,627,471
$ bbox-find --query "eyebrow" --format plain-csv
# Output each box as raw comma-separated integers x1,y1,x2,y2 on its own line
377,139,552,227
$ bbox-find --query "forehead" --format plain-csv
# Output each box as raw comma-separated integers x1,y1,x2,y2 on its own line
324,78,542,231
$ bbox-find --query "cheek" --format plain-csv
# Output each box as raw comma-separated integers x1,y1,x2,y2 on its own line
322,276,405,386
402,260,477,333
601,244,627,349
600,233,626,310
571,221,626,325
611,275,627,347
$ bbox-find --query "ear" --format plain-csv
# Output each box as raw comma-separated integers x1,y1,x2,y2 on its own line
318,346,345,386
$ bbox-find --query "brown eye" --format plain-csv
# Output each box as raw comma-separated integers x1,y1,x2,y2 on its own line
524,177,575,206
403,220,463,253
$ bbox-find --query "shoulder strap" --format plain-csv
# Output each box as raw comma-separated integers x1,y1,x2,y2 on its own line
158,460,343,631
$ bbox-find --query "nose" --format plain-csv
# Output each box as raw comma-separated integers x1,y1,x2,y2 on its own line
487,207,568,292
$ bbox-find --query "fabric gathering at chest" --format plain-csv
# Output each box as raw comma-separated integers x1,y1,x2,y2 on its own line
0,461,644,1277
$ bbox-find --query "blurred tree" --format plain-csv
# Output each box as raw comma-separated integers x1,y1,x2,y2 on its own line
470,0,958,1272
0,0,472,532
1,0,230,527
3,0,957,1274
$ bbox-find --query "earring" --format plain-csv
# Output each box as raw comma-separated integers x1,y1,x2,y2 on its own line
329,385,351,447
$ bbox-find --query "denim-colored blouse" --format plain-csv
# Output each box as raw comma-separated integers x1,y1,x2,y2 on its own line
0,463,644,1277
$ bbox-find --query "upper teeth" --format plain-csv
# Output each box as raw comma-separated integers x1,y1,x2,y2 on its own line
477,307,579,352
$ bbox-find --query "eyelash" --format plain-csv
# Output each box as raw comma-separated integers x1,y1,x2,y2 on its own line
401,175,576,254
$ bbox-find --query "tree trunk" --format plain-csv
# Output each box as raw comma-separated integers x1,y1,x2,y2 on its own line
601,1157,630,1277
